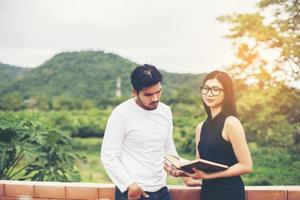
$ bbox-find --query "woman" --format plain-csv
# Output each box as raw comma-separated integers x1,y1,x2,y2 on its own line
167,70,253,200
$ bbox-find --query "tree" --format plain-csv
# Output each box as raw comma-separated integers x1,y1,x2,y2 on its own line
237,83,300,153
218,0,300,87
0,113,80,181
0,93,24,111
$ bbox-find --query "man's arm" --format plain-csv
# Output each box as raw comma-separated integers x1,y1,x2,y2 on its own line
164,107,178,156
100,109,134,192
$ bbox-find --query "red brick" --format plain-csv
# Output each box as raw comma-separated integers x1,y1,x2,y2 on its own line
169,187,182,200
34,185,65,198
32,198,49,200
99,186,114,200
51,198,94,200
66,186,98,200
5,184,34,197
98,198,113,200
0,184,4,196
248,189,287,200
50,199,67,200
288,189,300,200
0,197,17,200
181,187,200,200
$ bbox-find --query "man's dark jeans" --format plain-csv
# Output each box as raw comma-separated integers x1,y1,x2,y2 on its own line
115,186,172,200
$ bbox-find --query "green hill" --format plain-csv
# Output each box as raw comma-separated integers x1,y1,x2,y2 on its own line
0,51,205,106
0,63,29,85
0,51,136,99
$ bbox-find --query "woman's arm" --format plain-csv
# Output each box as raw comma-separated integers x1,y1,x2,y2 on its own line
187,116,253,180
195,122,203,159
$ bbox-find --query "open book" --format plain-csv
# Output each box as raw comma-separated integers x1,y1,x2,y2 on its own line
164,154,228,173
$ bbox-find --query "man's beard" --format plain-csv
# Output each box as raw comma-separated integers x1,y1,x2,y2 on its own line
136,97,159,110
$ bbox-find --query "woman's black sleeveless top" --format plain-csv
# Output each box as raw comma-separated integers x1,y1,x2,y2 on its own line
198,111,245,200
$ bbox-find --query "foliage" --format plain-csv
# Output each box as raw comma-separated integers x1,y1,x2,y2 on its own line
0,113,80,181
74,138,300,185
1,49,299,185
162,71,205,99
237,83,300,153
244,144,300,185
0,51,135,102
1,83,300,185
0,63,28,86
218,0,300,87
172,103,206,154
0,93,25,111
9,109,111,138
0,51,205,109
41,109,111,138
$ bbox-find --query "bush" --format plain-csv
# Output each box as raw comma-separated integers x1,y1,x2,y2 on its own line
0,113,81,181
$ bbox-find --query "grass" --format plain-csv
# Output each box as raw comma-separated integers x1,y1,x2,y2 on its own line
72,137,110,183
73,137,186,185
73,138,300,186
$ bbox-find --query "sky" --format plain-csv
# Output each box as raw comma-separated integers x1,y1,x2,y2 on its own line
0,0,257,73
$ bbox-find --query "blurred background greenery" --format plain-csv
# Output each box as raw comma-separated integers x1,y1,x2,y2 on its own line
0,0,299,185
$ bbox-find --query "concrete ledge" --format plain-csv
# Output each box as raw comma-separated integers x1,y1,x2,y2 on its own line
0,180,299,200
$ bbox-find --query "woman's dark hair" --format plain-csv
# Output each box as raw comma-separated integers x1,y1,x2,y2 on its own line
202,70,238,119
130,64,163,93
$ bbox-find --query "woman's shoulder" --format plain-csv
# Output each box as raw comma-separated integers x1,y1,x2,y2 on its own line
224,115,242,127
196,121,205,132
195,121,205,144
224,115,240,123
224,115,244,137
195,121,205,138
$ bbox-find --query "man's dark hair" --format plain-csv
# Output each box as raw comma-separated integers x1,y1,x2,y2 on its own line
130,64,163,92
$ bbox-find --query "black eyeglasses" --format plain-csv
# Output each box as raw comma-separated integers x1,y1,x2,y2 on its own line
200,86,224,96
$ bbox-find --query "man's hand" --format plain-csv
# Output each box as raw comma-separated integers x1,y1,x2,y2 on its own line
164,162,186,177
128,183,149,200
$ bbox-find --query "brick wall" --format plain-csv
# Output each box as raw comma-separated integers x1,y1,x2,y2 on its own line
0,180,299,200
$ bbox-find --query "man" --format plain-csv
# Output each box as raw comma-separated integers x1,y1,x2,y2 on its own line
101,64,178,200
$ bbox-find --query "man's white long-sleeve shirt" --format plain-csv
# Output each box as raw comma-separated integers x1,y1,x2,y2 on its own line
101,98,178,193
